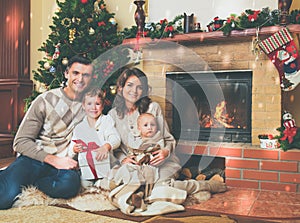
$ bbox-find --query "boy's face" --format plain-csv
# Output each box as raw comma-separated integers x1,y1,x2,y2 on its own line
138,115,158,138
82,95,103,120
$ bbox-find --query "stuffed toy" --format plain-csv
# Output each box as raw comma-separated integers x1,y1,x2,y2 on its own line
276,111,300,151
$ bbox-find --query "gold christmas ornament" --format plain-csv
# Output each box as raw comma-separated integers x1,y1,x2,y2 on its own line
109,85,117,95
61,18,71,27
43,62,51,70
69,28,76,43
62,57,68,65
72,17,81,25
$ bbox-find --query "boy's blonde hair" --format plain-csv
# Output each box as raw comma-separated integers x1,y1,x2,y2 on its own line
83,87,105,103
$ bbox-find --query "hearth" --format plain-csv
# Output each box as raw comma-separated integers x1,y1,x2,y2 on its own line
166,70,252,143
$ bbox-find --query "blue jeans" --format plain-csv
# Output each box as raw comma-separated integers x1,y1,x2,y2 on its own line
0,156,81,209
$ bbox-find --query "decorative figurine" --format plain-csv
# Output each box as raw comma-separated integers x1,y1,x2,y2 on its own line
94,0,101,14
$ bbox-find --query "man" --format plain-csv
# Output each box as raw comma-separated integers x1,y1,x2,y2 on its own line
0,55,94,209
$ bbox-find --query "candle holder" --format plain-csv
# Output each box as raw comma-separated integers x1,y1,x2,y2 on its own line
134,0,146,36
278,0,293,25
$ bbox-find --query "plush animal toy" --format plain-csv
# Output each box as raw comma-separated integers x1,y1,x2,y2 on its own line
276,111,300,151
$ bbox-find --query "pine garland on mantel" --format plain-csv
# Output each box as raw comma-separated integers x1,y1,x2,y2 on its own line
123,8,300,39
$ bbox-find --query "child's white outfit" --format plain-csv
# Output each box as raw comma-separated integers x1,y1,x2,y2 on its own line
68,114,121,187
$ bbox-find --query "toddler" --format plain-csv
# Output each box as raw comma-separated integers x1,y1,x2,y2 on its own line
129,113,164,165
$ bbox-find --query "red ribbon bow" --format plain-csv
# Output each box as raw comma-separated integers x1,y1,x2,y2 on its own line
280,127,297,144
74,140,100,179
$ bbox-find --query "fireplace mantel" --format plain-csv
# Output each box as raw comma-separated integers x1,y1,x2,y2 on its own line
122,24,300,45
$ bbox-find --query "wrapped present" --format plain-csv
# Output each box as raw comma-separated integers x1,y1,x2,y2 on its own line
77,141,110,180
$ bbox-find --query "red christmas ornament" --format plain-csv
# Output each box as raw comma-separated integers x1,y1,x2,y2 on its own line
81,0,88,4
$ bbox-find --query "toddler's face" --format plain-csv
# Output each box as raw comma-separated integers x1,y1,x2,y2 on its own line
82,95,103,120
138,115,157,138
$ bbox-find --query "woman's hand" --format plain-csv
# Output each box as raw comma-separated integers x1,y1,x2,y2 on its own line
121,155,138,165
95,144,111,161
150,149,169,166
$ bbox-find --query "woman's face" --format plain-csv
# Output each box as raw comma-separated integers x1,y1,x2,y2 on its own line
122,75,143,107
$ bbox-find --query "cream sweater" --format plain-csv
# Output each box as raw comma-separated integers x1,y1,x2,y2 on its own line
13,88,85,162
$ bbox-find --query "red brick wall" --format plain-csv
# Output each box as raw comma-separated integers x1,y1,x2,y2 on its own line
176,143,300,192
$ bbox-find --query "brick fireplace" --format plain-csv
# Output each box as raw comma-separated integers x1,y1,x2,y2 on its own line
123,25,300,192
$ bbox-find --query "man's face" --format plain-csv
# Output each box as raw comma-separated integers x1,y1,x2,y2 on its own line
64,62,93,99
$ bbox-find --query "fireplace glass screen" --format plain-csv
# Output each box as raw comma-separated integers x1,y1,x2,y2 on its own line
166,70,252,143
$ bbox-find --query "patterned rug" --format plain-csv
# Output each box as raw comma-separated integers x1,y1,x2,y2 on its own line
1,205,240,223
0,205,132,223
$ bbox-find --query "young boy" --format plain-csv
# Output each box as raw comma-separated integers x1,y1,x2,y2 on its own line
68,87,120,187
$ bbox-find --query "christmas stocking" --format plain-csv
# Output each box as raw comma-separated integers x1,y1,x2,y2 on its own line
259,28,300,91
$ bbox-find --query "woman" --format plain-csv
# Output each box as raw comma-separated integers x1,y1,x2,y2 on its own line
108,67,181,186
108,67,227,195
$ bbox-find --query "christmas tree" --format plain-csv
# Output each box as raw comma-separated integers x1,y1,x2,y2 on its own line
25,0,129,111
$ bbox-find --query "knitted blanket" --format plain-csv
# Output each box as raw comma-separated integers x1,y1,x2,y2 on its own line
12,164,211,216
107,164,187,216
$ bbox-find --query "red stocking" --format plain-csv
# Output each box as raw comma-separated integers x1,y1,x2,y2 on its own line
259,28,300,91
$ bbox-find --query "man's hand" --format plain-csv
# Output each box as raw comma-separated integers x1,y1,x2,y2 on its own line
44,154,78,170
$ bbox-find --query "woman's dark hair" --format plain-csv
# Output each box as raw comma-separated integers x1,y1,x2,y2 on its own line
113,67,151,119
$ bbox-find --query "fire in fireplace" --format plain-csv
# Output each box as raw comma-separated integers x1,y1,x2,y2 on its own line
166,70,252,143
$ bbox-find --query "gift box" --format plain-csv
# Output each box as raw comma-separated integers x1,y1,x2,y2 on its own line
78,150,110,180
77,140,111,180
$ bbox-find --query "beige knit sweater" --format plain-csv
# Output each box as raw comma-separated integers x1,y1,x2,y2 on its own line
13,88,85,162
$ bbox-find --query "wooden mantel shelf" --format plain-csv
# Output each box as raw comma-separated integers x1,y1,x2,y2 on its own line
122,24,300,46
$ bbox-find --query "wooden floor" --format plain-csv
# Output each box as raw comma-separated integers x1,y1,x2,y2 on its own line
1,157,300,221
0,156,15,169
